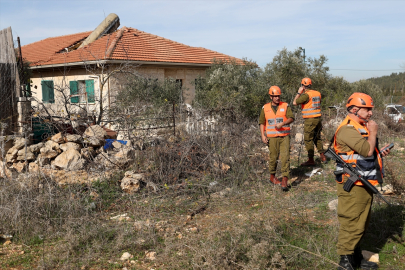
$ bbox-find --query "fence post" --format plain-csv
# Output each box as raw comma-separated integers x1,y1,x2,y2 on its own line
172,102,176,136
0,123,6,177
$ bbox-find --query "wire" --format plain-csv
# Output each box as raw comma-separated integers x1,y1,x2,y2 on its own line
330,69,404,71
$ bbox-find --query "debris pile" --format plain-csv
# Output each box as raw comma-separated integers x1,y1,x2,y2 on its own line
0,125,135,183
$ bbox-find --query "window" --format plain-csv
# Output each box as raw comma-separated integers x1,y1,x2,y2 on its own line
388,107,399,115
395,105,405,113
41,80,54,103
69,79,95,103
24,83,32,97
175,79,183,88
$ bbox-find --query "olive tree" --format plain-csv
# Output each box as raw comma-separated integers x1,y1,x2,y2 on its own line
262,47,331,106
194,59,267,119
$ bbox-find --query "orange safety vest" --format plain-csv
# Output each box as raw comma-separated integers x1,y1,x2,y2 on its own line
333,115,383,186
264,102,291,137
301,90,321,118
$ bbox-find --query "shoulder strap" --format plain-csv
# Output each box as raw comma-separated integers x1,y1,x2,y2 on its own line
374,138,383,186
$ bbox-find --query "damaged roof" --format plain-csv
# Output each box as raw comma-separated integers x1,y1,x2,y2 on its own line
21,27,244,68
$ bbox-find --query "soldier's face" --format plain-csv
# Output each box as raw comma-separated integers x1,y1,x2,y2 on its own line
270,95,280,104
357,107,373,121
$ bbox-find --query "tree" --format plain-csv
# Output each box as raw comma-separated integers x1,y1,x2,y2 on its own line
262,47,331,106
194,59,267,119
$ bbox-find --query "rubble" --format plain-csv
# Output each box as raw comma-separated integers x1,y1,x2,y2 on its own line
120,252,133,261
60,142,81,152
0,126,138,184
53,148,85,171
381,184,395,195
51,133,65,144
121,171,145,193
84,125,107,139
66,134,82,143
328,199,338,211
362,250,379,264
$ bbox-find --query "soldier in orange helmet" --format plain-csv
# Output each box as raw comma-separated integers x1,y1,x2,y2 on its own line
293,77,327,166
332,92,391,270
259,86,294,191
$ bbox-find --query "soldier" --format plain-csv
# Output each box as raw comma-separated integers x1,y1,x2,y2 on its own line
259,86,294,191
293,77,327,165
332,93,391,270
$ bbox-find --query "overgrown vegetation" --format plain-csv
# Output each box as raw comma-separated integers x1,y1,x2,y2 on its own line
1,47,405,269
194,47,391,120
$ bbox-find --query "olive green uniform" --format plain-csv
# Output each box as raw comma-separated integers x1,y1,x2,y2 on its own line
296,93,324,158
259,105,294,177
335,125,373,256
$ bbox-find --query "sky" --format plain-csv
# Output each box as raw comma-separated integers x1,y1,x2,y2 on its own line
1,0,404,82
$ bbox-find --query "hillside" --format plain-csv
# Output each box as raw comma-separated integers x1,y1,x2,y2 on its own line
366,72,405,95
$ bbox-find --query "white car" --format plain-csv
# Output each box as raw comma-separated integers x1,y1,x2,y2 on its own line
384,104,405,123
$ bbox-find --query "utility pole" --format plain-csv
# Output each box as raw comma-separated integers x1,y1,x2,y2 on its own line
299,47,306,75
17,36,25,97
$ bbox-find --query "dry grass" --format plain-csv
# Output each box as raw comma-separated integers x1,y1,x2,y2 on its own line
1,110,404,269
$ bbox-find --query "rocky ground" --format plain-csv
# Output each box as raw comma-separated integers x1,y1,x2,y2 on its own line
0,120,404,269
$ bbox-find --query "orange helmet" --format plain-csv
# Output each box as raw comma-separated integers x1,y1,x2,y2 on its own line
346,92,374,108
301,78,312,86
269,86,281,96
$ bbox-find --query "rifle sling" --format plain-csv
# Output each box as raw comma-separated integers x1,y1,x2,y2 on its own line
374,138,383,186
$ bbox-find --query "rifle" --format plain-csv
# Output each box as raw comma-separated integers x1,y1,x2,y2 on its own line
324,147,391,206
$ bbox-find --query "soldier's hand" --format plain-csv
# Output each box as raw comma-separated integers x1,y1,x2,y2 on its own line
275,123,283,129
261,135,268,144
298,86,305,94
380,143,391,157
367,120,378,134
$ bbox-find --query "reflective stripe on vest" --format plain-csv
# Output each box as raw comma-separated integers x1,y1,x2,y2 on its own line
333,115,383,186
301,90,321,118
264,102,291,137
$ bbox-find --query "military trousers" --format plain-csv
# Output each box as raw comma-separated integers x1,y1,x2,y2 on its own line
303,117,324,158
336,182,373,255
268,135,290,177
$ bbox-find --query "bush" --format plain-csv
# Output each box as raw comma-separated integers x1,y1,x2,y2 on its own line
194,59,267,119
194,48,386,119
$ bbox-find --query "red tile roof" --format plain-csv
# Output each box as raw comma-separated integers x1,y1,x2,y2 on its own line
22,27,244,67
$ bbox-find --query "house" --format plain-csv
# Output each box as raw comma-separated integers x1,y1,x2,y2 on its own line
21,14,243,120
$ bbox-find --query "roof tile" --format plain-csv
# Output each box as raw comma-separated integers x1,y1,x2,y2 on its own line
22,27,243,67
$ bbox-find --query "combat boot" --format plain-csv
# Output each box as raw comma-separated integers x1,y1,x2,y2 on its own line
337,255,356,270
354,247,379,270
301,157,316,166
270,174,281,185
281,176,289,192
320,153,327,163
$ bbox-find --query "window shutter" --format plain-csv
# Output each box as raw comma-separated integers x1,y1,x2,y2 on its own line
70,81,79,103
41,80,54,103
26,83,32,97
41,81,48,103
48,81,54,103
86,80,95,103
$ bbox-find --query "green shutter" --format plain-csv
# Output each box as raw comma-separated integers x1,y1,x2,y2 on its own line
41,81,48,103
86,80,95,103
26,83,32,97
48,81,54,103
70,81,79,103
41,80,54,103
